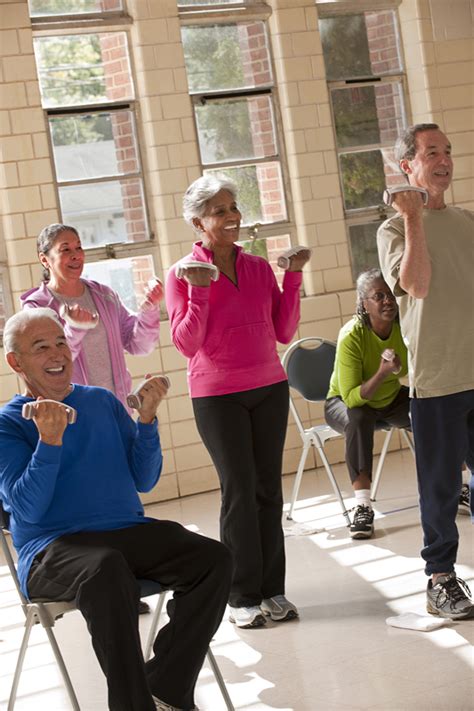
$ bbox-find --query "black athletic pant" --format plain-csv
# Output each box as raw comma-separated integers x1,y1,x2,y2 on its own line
324,386,411,483
27,521,232,711
193,380,289,608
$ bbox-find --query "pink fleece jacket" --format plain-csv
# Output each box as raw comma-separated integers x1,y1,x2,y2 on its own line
165,242,302,398
20,279,160,411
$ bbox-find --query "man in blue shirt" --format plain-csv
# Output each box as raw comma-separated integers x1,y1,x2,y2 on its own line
0,307,231,711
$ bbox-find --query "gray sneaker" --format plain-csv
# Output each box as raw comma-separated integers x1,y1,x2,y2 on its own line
261,595,299,622
426,573,474,619
458,484,471,516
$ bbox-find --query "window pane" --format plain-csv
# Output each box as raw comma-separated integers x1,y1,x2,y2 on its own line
205,162,287,225
331,82,405,149
348,221,383,280
59,178,148,247
196,95,277,164
340,150,386,210
29,0,122,16
33,33,134,108
82,255,155,312
50,111,139,182
319,11,402,80
238,233,291,284
182,22,272,93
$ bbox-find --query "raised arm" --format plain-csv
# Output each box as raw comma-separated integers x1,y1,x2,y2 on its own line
392,191,431,298
165,268,212,357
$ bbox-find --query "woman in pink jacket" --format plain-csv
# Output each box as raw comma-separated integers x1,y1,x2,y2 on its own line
21,223,163,412
166,176,310,628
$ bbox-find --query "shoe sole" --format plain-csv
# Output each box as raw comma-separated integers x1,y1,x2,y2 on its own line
426,601,474,620
262,609,299,622
229,613,266,628
350,528,374,539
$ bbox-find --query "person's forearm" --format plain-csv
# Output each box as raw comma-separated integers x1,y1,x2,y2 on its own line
360,370,388,401
399,214,431,298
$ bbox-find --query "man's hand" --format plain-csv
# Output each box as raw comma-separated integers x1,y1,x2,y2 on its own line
29,398,69,446
136,375,168,424
391,189,425,219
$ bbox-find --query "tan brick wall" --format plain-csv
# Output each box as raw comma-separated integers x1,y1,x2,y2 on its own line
0,0,472,505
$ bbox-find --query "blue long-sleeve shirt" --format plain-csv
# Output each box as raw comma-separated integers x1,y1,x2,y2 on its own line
0,385,163,597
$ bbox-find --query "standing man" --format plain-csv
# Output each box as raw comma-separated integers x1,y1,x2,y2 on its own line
377,123,474,619
0,308,231,711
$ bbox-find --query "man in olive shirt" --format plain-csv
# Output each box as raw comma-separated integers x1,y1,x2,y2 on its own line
377,123,474,619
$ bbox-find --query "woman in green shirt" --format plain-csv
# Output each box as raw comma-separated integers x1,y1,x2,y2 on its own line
325,268,410,539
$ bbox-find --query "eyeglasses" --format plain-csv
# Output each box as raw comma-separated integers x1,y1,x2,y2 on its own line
366,291,397,303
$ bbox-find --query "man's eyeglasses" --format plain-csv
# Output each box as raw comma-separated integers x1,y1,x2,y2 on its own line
366,291,396,303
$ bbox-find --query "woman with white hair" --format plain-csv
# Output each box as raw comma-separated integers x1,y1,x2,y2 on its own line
166,175,310,628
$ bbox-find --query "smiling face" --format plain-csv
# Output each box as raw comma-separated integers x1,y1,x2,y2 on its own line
400,129,453,202
7,318,73,401
39,230,84,289
194,189,241,249
362,278,398,335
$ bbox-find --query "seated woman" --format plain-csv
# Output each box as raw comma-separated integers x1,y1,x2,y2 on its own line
324,268,410,539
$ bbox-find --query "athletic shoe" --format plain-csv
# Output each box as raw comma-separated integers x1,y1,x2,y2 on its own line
261,595,299,622
139,599,151,614
229,605,266,628
458,484,471,516
350,504,375,539
426,573,474,619
152,697,199,711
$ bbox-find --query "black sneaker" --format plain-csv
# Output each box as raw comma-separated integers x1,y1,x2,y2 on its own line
350,504,375,539
458,484,471,516
426,573,474,619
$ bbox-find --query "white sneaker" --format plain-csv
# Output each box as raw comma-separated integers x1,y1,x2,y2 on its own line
229,605,266,628
261,595,299,622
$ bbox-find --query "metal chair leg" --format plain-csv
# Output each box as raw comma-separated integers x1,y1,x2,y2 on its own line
143,592,167,662
8,609,35,711
314,439,351,527
287,437,312,520
206,648,235,711
401,428,415,457
370,428,394,501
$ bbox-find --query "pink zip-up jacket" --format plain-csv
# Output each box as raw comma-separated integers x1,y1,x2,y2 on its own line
20,279,160,411
165,242,302,398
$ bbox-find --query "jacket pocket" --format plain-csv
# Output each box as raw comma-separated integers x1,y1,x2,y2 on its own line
208,322,276,371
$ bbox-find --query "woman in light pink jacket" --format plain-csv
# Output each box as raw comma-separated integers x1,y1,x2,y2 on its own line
21,224,162,413
166,176,310,629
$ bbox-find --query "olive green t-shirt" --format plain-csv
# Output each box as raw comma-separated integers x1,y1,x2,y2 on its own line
377,206,474,398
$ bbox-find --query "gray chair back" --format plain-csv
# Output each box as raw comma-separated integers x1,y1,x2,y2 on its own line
284,337,336,402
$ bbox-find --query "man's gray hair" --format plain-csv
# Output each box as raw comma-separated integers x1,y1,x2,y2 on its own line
183,175,237,230
394,123,440,164
3,308,64,355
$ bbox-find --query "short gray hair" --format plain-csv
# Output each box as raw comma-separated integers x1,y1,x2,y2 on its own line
37,223,80,282
394,123,440,164
3,308,64,356
183,175,237,231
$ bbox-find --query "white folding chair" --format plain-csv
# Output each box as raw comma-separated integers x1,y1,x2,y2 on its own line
1,503,234,711
282,337,414,523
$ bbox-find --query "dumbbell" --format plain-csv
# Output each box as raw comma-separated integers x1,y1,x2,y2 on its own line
126,375,171,410
381,348,401,375
22,400,77,424
277,246,312,270
175,261,220,281
383,185,428,206
60,303,99,330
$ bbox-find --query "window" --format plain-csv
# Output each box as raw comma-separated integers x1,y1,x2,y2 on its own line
180,16,291,277
29,5,155,307
319,9,408,279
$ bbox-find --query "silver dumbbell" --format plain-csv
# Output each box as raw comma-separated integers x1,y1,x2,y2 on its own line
126,375,171,410
22,400,77,424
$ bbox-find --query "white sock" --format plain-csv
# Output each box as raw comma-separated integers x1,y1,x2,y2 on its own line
354,489,372,508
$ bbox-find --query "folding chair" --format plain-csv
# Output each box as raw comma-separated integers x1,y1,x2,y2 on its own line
281,337,414,524
0,503,234,711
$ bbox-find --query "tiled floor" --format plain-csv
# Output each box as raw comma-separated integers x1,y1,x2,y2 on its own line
1,449,473,710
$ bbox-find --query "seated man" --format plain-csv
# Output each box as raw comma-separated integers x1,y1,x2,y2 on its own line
0,308,231,711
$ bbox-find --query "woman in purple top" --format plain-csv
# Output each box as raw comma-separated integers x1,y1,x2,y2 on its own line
21,223,163,412
166,175,311,628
